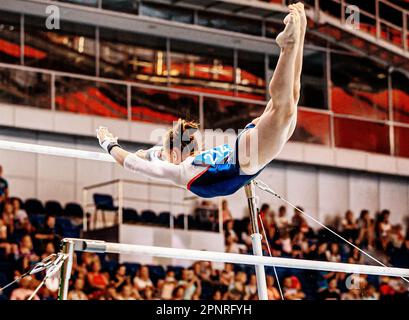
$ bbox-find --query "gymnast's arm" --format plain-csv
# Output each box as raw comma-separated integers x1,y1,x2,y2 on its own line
96,126,182,184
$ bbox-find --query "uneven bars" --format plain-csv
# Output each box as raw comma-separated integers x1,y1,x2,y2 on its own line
0,140,114,162
63,238,409,278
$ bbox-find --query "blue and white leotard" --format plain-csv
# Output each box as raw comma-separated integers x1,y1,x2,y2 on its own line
124,124,263,198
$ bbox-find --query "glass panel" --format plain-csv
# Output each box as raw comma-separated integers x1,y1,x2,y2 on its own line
0,11,21,64
394,126,409,158
55,76,127,119
203,97,264,131
334,117,390,154
0,67,51,109
131,87,199,125
392,71,409,124
169,40,234,95
237,51,265,100
300,49,327,110
380,23,403,48
290,110,331,146
102,0,139,14
100,28,167,85
331,53,389,120
56,0,98,7
24,16,96,75
269,48,328,110
141,3,194,24
197,12,262,36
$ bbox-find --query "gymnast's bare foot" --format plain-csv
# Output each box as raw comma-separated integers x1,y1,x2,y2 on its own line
276,6,301,49
290,2,307,36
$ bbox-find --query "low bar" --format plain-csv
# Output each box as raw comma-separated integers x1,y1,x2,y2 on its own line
63,238,409,278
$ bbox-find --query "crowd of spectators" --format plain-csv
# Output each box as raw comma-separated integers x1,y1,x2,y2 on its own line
0,166,409,300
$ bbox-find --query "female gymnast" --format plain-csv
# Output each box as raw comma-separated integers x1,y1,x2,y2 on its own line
97,3,306,199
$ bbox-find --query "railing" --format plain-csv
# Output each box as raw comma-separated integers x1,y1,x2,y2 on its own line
310,0,408,52
0,61,409,157
82,179,223,233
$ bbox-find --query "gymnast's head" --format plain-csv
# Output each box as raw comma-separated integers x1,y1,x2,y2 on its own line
162,119,200,164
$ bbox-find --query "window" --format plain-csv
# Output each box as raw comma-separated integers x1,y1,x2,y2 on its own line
290,110,331,146
56,0,98,7
24,16,96,75
141,3,194,24
0,11,21,65
197,12,262,36
392,71,409,124
55,76,127,119
331,53,389,120
394,126,409,158
0,67,51,109
334,117,390,154
237,51,266,100
100,28,167,84
169,40,234,95
131,87,199,125
102,0,139,14
203,97,264,131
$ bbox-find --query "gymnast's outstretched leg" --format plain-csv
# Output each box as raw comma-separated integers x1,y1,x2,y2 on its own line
239,4,305,174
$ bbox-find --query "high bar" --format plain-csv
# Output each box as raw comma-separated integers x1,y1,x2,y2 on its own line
62,238,409,278
0,139,114,162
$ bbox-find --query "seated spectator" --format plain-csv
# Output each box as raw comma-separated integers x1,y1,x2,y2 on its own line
266,275,281,300
225,234,246,254
178,269,201,300
18,234,39,271
229,271,247,296
341,287,361,300
326,243,341,263
221,199,232,223
224,220,238,242
390,224,405,249
224,288,243,300
341,210,358,241
172,285,186,300
2,201,14,232
241,222,253,248
41,241,56,260
392,235,409,268
276,231,292,256
160,271,177,300
258,203,270,229
34,214,61,252
276,205,289,232
117,284,138,300
348,247,364,264
212,289,222,300
291,206,306,231
377,210,392,239
245,274,258,299
10,276,39,300
363,284,380,300
133,265,153,291
0,165,9,213
379,276,395,300
283,276,305,300
12,198,27,225
113,264,129,289
319,278,341,300
87,259,109,294
357,210,375,248
68,278,88,300
219,263,235,288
